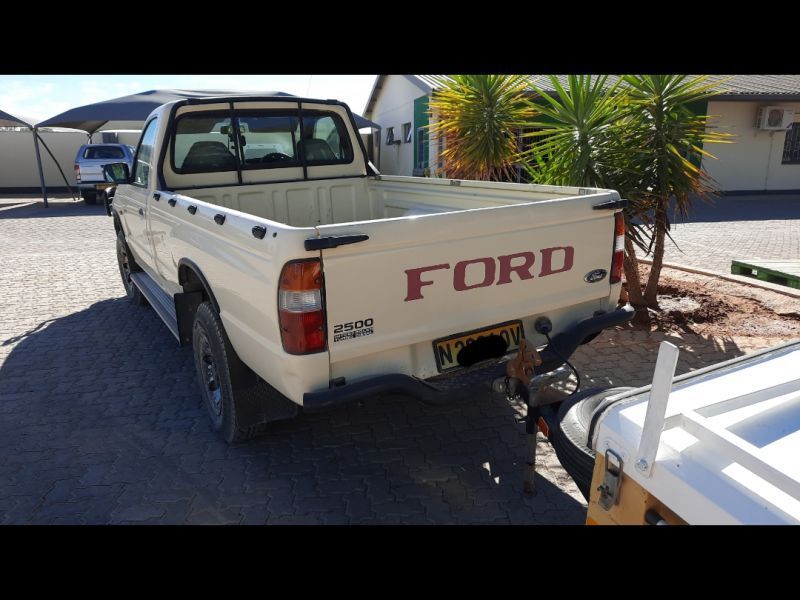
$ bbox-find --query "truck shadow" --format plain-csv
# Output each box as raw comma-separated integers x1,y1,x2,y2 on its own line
569,328,751,391
0,297,586,525
0,200,104,220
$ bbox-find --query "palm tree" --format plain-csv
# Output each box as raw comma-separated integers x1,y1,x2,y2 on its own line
622,75,732,307
426,75,537,181
522,75,649,312
524,74,731,312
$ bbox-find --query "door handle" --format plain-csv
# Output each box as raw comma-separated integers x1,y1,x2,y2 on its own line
153,193,161,201
138,208,144,216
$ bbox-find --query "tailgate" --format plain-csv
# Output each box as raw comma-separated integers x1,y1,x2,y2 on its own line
317,193,619,372
79,160,107,182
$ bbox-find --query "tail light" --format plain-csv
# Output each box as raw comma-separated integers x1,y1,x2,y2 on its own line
278,259,326,354
610,212,625,284
74,164,81,181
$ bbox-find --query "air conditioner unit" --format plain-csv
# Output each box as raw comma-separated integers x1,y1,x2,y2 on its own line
755,106,795,130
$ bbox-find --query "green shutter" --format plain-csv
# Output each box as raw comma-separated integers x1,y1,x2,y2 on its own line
413,95,429,170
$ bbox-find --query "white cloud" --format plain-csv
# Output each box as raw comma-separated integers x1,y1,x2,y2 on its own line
0,80,58,123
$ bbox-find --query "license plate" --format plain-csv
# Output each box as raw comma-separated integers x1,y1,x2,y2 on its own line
433,320,524,373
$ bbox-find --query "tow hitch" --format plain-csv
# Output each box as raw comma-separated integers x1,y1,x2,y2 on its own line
493,339,572,495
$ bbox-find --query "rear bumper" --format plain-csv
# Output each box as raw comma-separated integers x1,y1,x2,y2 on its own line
303,305,635,411
77,182,111,191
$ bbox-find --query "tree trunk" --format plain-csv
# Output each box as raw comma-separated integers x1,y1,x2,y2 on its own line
644,206,667,308
623,236,646,307
623,236,651,325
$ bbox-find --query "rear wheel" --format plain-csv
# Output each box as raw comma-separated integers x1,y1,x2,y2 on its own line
82,190,97,205
192,301,257,444
116,231,147,306
551,386,634,501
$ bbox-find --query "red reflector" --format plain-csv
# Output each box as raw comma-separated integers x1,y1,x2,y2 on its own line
278,259,326,355
537,417,550,438
279,310,326,354
614,210,625,237
610,212,625,284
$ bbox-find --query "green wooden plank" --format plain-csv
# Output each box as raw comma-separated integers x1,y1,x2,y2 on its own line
730,260,800,289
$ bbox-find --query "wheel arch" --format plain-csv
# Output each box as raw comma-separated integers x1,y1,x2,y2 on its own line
175,258,223,347
178,259,259,392
177,258,221,314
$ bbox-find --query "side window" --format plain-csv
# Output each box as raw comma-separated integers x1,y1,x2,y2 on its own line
133,119,159,186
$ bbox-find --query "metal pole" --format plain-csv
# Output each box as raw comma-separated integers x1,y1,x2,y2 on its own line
524,418,539,495
31,128,48,208
635,341,679,478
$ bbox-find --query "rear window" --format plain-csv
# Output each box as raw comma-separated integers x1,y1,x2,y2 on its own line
83,146,125,159
172,109,354,174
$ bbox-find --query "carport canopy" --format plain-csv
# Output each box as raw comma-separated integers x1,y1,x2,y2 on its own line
0,108,35,128
36,89,381,134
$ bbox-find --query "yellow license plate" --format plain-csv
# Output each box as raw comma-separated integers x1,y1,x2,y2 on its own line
433,320,524,373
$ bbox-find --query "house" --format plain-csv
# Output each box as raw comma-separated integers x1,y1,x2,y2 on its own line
363,75,800,193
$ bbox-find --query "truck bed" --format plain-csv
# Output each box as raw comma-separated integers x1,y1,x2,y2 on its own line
180,175,607,227
145,177,623,400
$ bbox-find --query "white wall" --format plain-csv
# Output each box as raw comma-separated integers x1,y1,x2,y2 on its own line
368,76,422,176
0,130,143,190
114,131,142,146
704,100,800,192
0,130,87,188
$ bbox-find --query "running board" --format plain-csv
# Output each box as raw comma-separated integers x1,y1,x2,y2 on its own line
129,271,180,343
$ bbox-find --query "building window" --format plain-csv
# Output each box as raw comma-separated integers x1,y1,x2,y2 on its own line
416,128,427,169
386,127,395,145
403,122,412,143
782,123,800,164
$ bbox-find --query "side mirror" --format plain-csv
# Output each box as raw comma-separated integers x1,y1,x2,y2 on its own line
103,162,130,184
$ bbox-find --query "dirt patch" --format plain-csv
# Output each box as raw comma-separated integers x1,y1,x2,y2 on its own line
624,265,800,339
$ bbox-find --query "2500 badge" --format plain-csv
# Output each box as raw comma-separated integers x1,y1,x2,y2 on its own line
333,318,374,343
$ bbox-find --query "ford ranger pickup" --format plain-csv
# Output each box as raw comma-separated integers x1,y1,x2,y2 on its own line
102,95,633,443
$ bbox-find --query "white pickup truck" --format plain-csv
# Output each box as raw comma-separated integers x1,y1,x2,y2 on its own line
102,95,633,443
541,340,800,525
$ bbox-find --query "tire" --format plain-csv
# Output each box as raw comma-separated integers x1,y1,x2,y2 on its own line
551,386,633,501
99,191,111,216
116,231,147,306
82,190,98,205
192,301,257,444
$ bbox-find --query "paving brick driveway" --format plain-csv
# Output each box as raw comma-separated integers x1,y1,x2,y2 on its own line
0,198,781,524
643,195,800,274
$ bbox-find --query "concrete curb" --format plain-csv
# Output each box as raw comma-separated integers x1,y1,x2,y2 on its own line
638,258,800,299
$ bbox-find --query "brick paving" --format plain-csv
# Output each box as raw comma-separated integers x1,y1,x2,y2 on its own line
639,195,800,274
0,198,787,524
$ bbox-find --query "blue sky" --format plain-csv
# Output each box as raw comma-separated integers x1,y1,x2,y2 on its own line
0,75,378,124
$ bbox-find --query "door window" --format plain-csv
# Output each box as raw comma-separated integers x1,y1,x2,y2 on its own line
133,118,159,186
